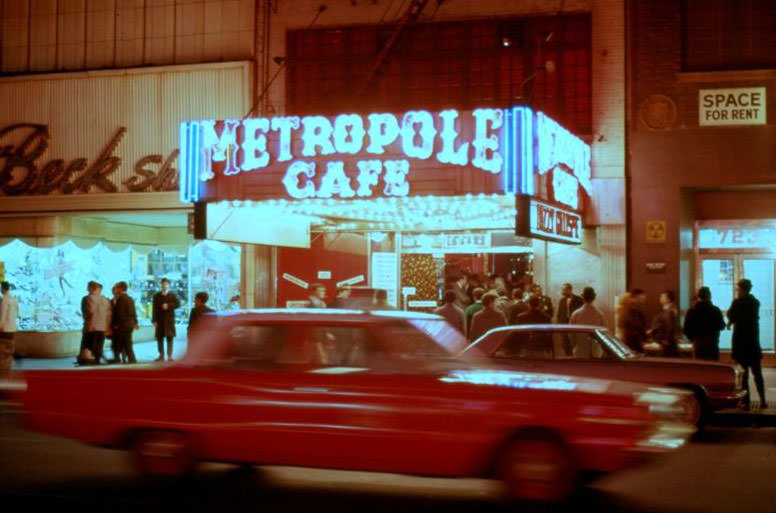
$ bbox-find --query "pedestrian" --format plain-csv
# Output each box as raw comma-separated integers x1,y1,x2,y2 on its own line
469,292,506,341
108,284,121,362
78,282,98,365
556,283,584,324
569,286,606,328
618,289,648,353
495,287,511,313
505,287,529,324
727,279,766,409
683,286,725,361
448,273,471,309
373,289,393,309
152,278,181,362
531,284,554,320
515,295,552,324
649,290,680,357
307,283,328,308
187,291,214,343
111,281,138,364
81,281,111,364
0,281,19,379
465,287,485,336
434,290,466,334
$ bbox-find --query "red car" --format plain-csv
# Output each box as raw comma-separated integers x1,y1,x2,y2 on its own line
18,309,695,503
462,324,746,425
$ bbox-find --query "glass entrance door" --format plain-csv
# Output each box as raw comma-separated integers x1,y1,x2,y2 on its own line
701,259,735,350
742,259,775,352
699,257,775,352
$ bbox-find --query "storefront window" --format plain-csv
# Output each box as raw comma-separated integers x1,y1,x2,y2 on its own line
189,240,242,313
0,239,241,331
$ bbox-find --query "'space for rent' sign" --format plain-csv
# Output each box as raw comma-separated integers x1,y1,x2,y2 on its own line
699,87,767,126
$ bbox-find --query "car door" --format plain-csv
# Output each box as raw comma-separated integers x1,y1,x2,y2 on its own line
289,319,493,476
191,320,380,468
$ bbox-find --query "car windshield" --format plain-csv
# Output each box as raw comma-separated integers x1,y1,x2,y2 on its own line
407,318,471,357
598,330,640,359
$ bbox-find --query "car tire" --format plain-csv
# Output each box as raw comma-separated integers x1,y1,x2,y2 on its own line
687,391,709,428
132,429,195,476
498,432,578,503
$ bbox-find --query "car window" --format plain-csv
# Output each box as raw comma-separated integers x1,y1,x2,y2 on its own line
559,333,610,360
376,321,452,359
301,325,371,366
493,331,553,359
228,325,287,370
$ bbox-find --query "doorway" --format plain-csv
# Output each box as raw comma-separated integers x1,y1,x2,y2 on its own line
699,256,774,352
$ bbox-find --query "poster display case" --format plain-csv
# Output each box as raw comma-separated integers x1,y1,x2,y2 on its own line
0,239,241,331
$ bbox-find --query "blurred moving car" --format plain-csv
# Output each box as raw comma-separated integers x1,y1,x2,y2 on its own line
463,324,745,425
20,309,695,503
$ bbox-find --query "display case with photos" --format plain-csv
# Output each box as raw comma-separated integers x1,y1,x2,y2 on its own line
0,239,241,331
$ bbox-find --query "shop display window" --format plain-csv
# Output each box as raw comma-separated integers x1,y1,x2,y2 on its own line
0,239,241,332
188,240,242,313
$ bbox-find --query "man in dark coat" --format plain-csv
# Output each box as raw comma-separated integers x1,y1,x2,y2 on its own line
516,295,552,325
153,278,181,362
727,278,766,408
111,281,138,364
556,283,584,355
556,283,584,324
187,291,214,343
620,289,648,353
434,290,466,335
468,292,506,341
531,284,554,320
649,290,680,357
683,286,725,360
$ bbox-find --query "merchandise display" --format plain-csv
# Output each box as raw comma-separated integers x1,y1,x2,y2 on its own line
0,239,241,331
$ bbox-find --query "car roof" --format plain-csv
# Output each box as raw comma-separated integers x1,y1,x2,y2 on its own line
484,324,610,334
208,308,444,323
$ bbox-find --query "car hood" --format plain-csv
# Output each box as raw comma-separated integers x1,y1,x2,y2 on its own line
439,367,653,398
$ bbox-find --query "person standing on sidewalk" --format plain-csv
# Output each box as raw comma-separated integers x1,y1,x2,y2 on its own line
569,286,606,327
683,286,725,361
649,290,680,357
0,282,19,379
434,290,466,334
187,291,213,343
152,278,180,362
469,292,507,341
111,281,138,364
85,282,111,364
727,278,766,409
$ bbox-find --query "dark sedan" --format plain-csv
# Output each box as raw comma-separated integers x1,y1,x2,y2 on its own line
462,324,746,425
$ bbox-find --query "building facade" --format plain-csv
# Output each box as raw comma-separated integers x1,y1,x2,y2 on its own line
627,0,776,359
1,0,626,354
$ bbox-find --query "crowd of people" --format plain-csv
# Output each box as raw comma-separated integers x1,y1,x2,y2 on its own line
76,278,214,365
425,272,766,408
0,278,214,376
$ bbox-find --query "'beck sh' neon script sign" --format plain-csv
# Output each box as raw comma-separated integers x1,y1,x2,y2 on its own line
179,106,591,204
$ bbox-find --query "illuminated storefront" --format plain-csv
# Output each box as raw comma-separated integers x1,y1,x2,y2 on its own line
0,62,250,356
180,105,591,308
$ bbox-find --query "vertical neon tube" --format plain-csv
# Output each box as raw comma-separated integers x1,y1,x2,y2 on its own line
179,122,189,202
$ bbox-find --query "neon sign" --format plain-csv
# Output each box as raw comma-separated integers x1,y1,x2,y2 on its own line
516,195,582,245
179,107,590,203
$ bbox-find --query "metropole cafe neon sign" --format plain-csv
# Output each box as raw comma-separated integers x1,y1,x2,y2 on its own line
179,106,591,208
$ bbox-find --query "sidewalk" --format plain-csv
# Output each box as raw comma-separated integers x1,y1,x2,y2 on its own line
11,337,188,370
